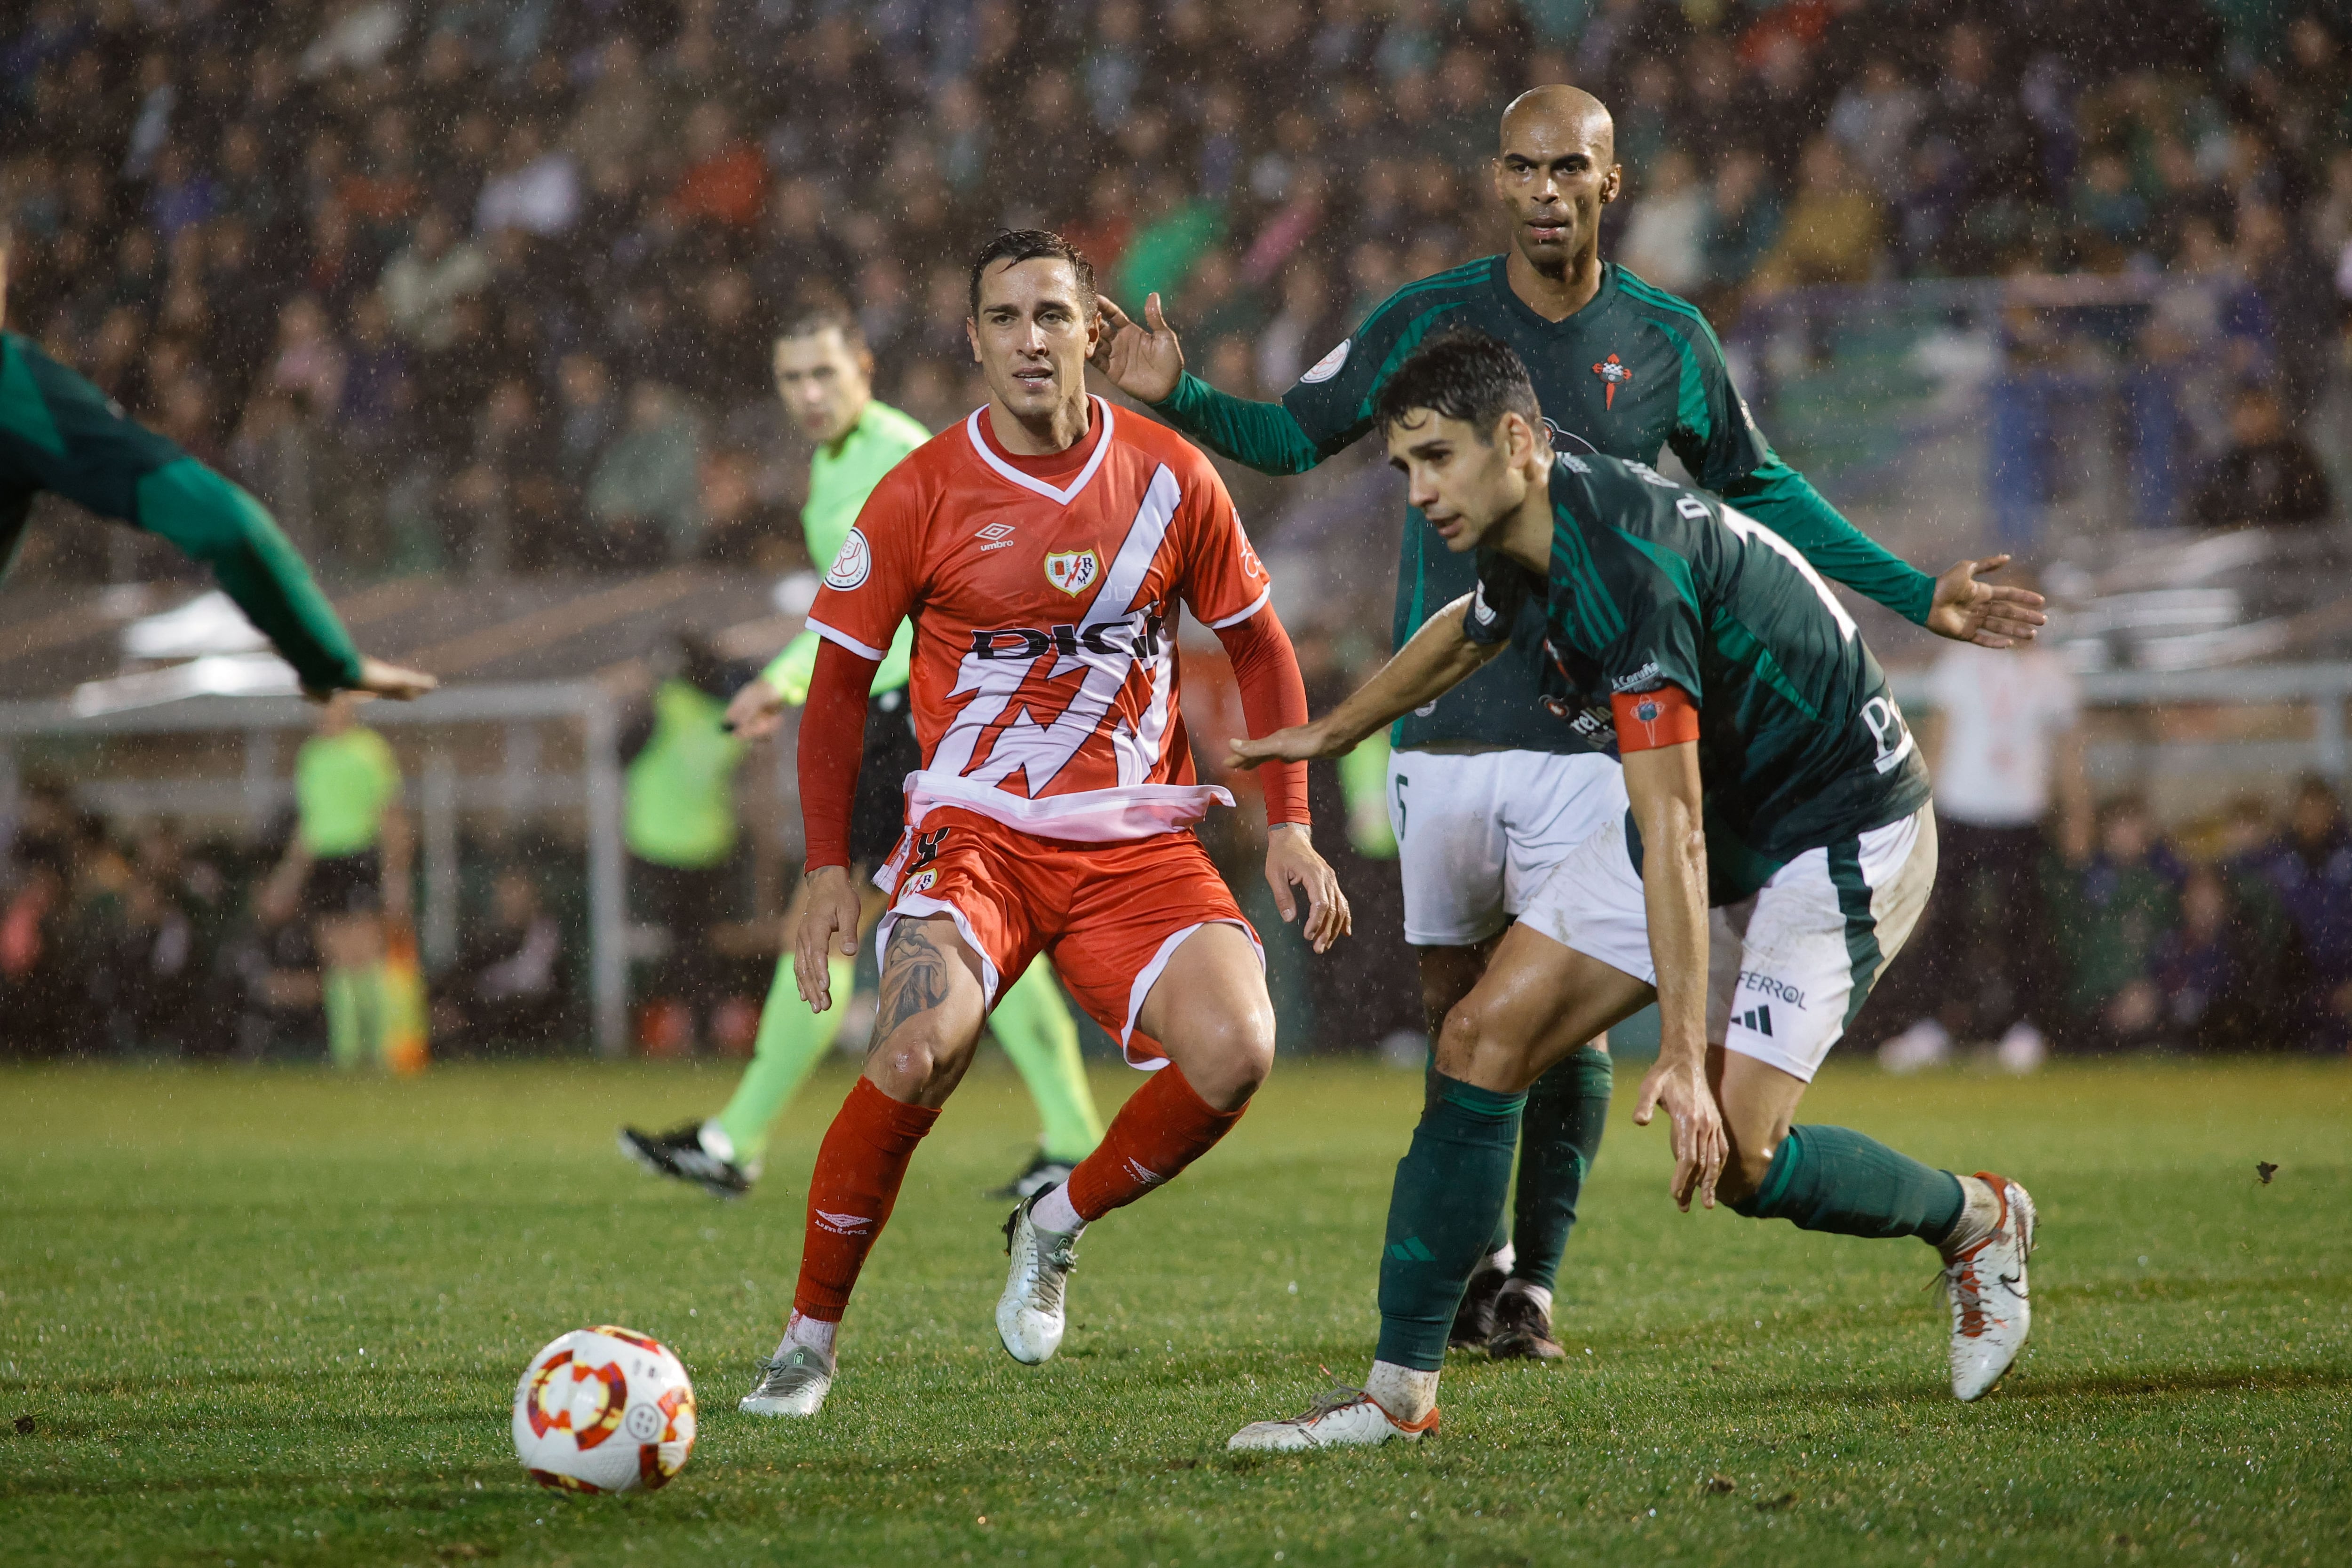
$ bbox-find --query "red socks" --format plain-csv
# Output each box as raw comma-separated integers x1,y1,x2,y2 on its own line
791,1077,940,1323
1064,1065,1248,1223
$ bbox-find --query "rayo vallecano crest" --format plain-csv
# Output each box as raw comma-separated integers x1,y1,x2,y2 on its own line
1044,548,1101,596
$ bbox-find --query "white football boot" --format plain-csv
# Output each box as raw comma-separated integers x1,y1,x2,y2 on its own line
1227,1387,1440,1451
1942,1171,2037,1401
996,1190,1078,1365
739,1345,833,1417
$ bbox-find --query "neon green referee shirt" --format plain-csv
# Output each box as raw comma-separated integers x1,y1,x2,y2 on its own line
761,398,931,704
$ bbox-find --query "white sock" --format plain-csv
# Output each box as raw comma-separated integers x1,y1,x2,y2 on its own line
699,1119,737,1162
1364,1360,1440,1424
1497,1277,1553,1318
1939,1174,2000,1258
779,1312,835,1360
1031,1182,1084,1236
1479,1241,1516,1277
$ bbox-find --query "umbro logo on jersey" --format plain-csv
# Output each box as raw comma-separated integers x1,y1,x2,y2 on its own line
1734,1005,1775,1038
1045,548,1102,595
1591,352,1633,410
977,522,1018,552
814,1209,874,1235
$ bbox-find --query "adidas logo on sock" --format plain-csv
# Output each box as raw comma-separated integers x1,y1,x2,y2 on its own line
814,1209,874,1235
1735,1005,1774,1037
1385,1235,1437,1263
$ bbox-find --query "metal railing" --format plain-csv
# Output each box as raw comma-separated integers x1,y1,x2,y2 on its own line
0,682,633,1057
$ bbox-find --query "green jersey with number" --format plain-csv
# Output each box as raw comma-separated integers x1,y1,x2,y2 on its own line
1466,454,1931,898
764,398,931,702
0,331,362,691
1151,258,1933,753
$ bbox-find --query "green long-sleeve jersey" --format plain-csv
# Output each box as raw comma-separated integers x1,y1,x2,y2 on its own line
0,330,363,692
1152,257,1934,753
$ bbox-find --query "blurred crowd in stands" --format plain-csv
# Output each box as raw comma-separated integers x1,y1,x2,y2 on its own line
0,770,578,1060
4,0,2352,586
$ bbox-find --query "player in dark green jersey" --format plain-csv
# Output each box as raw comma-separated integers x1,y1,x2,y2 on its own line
1226,334,2038,1451
0,224,432,700
1093,85,2036,1357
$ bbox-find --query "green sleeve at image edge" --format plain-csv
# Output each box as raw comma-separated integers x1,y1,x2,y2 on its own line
135,459,365,692
1152,373,1325,476
1722,462,1934,626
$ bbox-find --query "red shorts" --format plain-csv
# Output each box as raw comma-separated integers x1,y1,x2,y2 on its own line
874,808,1260,1069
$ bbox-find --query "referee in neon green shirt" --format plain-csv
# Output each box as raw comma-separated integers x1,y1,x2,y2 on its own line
620,307,1103,1199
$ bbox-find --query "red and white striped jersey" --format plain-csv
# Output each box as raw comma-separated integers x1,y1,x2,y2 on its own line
805,396,1273,843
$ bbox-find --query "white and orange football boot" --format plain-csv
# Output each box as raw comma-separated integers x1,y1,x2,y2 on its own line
1227,1387,1440,1452
1942,1171,2037,1401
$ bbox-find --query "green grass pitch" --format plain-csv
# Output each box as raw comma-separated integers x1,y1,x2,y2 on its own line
4,1056,2348,1566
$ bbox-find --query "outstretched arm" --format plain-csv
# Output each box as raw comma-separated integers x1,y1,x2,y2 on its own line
1094,294,1326,475
3,336,429,696
1722,464,2044,647
1226,593,1500,768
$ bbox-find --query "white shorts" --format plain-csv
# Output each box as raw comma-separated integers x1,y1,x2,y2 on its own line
1520,805,1938,1082
1386,749,1629,947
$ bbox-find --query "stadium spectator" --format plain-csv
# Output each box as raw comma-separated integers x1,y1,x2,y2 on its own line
1882,628,2088,1074
2152,864,2258,1052
2044,795,2184,1054
432,863,570,1053
1618,148,1708,294
377,207,489,353
2253,774,2352,1049
1749,137,1885,291
586,381,702,570
2193,383,2335,528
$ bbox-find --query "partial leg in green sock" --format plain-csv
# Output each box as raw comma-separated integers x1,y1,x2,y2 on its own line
711,953,856,1168
1375,1074,1526,1371
989,961,1104,1162
1507,1044,1613,1291
1731,1124,1964,1243
324,967,364,1069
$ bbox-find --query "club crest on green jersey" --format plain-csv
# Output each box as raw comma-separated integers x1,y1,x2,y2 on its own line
1591,352,1633,410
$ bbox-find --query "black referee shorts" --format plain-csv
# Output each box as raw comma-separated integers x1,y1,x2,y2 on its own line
849,686,923,869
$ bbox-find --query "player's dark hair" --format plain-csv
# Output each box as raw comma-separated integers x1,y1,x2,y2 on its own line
777,302,866,351
1374,329,1545,445
967,229,1097,317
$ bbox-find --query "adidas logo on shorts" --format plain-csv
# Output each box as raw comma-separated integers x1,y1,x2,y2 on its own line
1734,1005,1775,1037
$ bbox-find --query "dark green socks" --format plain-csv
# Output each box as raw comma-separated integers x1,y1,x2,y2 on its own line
1376,1074,1525,1371
1507,1046,1613,1291
1730,1124,1964,1244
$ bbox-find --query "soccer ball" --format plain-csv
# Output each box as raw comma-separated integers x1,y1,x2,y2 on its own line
512,1326,697,1493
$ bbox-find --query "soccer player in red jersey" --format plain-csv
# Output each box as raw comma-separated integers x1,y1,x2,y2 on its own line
737,231,1351,1418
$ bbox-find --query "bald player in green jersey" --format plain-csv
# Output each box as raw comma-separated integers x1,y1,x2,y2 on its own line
1095,86,2037,1357
0,223,431,701
620,307,1103,1200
